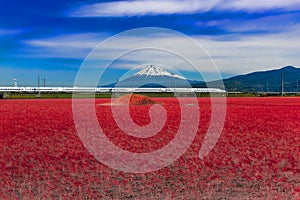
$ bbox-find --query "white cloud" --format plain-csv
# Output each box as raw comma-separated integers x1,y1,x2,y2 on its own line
209,13,300,34
22,33,107,59
25,33,104,49
220,0,300,12
200,31,300,74
69,0,300,17
22,28,300,78
70,0,217,17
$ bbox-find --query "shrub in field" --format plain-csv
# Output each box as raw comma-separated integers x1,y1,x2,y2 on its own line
102,94,156,106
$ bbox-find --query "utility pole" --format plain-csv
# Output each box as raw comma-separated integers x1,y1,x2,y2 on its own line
13,78,17,87
266,80,269,93
43,77,46,87
116,79,119,97
281,73,284,96
174,79,176,97
37,76,41,96
38,76,40,88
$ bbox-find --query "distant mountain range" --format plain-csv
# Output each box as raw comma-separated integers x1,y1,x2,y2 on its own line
101,65,300,93
199,66,300,92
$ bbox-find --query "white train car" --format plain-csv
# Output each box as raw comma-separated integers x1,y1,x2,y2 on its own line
0,87,226,93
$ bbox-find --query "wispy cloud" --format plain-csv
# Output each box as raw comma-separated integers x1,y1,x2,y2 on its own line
69,0,300,17
220,0,300,12
69,0,215,17
22,29,300,77
210,12,300,34
25,33,105,49
22,33,107,59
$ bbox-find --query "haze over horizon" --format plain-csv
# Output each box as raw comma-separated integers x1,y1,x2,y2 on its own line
1,0,300,86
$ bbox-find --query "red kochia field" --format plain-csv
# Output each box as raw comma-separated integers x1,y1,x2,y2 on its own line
0,97,299,199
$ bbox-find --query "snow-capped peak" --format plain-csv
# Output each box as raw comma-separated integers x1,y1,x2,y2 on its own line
133,65,186,79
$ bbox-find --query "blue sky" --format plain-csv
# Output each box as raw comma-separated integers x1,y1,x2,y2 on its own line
1,0,300,86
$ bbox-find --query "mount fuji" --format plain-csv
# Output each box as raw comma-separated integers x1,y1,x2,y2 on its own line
133,65,186,80
103,65,203,88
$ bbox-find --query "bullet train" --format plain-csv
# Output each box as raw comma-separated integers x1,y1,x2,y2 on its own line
0,87,226,93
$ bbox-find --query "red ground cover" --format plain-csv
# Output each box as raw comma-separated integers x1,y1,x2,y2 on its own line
0,97,299,199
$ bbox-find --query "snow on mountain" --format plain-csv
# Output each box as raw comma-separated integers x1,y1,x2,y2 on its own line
101,64,203,88
133,65,186,80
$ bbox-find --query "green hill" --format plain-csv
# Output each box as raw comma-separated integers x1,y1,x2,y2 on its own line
205,66,300,92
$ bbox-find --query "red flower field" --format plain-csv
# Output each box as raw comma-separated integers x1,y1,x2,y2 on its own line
0,97,299,199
